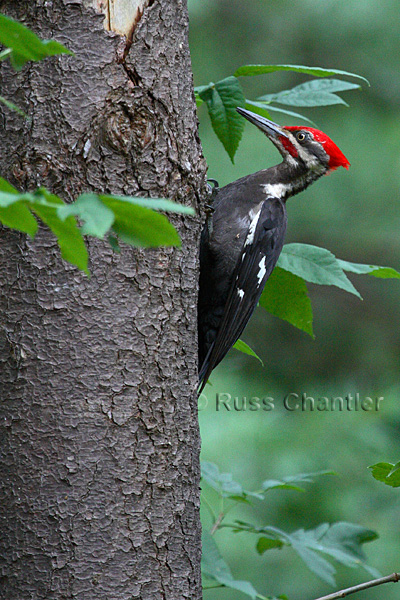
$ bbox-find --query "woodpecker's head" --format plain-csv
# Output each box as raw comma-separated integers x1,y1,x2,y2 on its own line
237,107,350,175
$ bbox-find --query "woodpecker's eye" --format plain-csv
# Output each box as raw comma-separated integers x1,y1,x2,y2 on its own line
296,131,308,143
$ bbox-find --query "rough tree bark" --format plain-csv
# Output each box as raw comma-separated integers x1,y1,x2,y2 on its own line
0,1,206,599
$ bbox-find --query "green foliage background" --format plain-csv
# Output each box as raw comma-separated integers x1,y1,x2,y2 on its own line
190,0,400,598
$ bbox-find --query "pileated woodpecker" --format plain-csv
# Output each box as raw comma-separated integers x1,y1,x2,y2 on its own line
198,107,349,392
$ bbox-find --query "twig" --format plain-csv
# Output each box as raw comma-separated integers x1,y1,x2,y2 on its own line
210,512,224,535
313,572,400,600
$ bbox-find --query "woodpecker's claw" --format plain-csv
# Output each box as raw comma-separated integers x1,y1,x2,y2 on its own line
207,178,219,192
204,181,219,236
205,179,219,214
207,178,219,188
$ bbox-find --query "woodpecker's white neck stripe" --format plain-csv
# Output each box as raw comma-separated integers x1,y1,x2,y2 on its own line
262,182,292,199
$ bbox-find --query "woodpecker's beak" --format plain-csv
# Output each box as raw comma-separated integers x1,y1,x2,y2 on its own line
236,107,289,140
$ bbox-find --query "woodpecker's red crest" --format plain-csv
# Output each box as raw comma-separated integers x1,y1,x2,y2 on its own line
284,126,350,172
235,108,349,176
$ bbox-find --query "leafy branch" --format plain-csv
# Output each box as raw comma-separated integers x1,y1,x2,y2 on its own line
195,64,369,162
201,462,381,599
0,177,195,274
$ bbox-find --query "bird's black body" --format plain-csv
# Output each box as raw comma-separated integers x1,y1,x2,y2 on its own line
198,108,349,392
198,172,287,382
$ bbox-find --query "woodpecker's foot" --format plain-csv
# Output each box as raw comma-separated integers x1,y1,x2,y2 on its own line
206,178,219,198
207,178,219,190
205,179,219,216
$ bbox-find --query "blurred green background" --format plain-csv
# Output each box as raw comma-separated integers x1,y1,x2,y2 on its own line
189,0,400,598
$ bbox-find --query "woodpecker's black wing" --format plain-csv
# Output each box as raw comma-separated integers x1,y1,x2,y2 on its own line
198,197,287,392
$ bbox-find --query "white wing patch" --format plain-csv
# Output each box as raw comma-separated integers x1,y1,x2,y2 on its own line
244,207,262,246
257,256,267,285
237,288,245,299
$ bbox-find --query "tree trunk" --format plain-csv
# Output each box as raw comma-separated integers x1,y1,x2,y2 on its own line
0,1,206,599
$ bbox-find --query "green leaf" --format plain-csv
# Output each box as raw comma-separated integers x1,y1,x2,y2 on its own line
0,201,38,237
259,79,359,108
278,244,361,299
256,537,284,553
201,464,334,503
0,178,38,236
0,179,185,271
246,99,316,125
0,177,18,193
201,462,264,501
288,522,378,585
195,84,210,95
368,462,400,488
262,481,307,493
233,339,264,365
57,193,115,238
388,461,400,476
290,536,337,585
0,191,31,207
108,234,121,253
244,100,272,119
276,91,348,108
234,64,369,85
201,461,245,498
194,88,204,108
338,259,400,280
239,521,378,586
31,189,89,274
198,76,246,163
261,470,335,493
369,268,400,279
301,79,360,93
202,531,259,599
0,48,12,62
0,13,73,71
260,266,314,337
59,193,193,245
265,104,316,125
100,196,181,247
98,194,195,215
